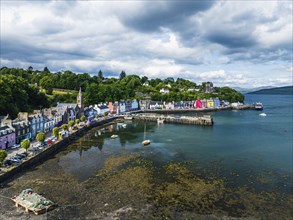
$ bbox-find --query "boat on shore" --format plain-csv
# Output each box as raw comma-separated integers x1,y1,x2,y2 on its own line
12,188,56,215
254,102,263,110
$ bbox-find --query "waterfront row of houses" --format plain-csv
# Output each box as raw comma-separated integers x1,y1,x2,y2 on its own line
85,98,227,116
0,86,229,150
0,89,85,149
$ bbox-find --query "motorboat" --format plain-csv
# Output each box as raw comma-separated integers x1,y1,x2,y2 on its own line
254,102,263,110
259,113,267,117
111,134,118,139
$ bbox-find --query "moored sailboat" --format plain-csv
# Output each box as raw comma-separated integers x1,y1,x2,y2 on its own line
142,123,150,146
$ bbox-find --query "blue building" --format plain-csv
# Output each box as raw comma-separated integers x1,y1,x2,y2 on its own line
214,98,221,108
28,112,44,140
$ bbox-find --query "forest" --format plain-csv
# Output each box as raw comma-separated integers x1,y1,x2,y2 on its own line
0,66,244,118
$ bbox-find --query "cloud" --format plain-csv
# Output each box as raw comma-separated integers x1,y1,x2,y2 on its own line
119,1,215,32
0,1,292,88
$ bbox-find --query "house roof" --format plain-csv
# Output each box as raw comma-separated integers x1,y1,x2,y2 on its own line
57,103,77,108
0,126,14,137
97,105,109,110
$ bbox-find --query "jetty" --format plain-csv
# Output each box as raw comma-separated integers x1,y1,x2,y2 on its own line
12,188,56,215
134,114,213,126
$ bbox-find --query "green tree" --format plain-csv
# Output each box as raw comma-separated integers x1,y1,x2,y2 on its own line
40,76,54,94
75,119,80,124
0,150,8,164
119,70,126,80
36,132,46,144
98,70,103,81
62,124,69,131
43,66,50,73
21,139,30,153
104,112,109,117
53,127,59,138
80,115,86,122
68,120,75,128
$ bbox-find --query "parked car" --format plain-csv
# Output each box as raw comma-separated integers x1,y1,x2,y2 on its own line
3,159,13,166
11,144,20,149
10,158,21,164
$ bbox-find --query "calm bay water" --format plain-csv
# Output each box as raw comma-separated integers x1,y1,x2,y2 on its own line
59,94,292,189
1,94,292,219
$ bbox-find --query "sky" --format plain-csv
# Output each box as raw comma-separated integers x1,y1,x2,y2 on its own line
0,0,292,88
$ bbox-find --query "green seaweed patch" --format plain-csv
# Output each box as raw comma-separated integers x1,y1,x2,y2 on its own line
223,187,293,219
155,163,225,215
96,153,140,177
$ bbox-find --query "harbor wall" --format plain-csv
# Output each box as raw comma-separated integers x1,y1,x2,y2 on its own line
134,115,213,126
0,117,120,184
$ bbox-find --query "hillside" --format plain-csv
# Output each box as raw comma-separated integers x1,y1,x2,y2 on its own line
248,86,293,95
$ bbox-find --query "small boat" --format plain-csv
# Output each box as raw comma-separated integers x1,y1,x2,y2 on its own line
12,188,56,215
111,134,118,138
259,113,267,117
142,123,151,146
142,139,151,146
124,116,133,120
157,118,164,124
254,102,263,110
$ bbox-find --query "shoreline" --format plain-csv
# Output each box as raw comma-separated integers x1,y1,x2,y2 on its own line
0,116,122,184
0,105,254,184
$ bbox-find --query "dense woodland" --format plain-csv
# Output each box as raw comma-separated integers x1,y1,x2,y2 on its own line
0,67,244,118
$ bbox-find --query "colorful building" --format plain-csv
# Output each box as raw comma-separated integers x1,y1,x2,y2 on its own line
131,100,139,111
201,99,208,108
108,102,119,114
207,99,214,108
119,101,126,114
195,99,202,108
12,119,31,144
214,98,220,108
125,100,132,112
165,102,175,109
0,126,15,149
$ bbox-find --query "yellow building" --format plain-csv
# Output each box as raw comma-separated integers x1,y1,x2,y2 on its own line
207,99,214,108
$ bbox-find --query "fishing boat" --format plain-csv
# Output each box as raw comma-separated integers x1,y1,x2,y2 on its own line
12,188,56,215
142,123,150,146
254,102,263,110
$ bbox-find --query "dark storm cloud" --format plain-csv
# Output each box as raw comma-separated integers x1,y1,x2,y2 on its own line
206,32,257,48
120,1,215,32
0,37,92,64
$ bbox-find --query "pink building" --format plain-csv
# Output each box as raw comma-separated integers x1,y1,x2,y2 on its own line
0,126,15,149
108,102,119,114
195,99,202,108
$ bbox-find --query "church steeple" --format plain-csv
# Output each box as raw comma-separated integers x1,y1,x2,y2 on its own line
77,87,84,115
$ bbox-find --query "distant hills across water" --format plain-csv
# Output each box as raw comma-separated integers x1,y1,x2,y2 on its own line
233,86,293,95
